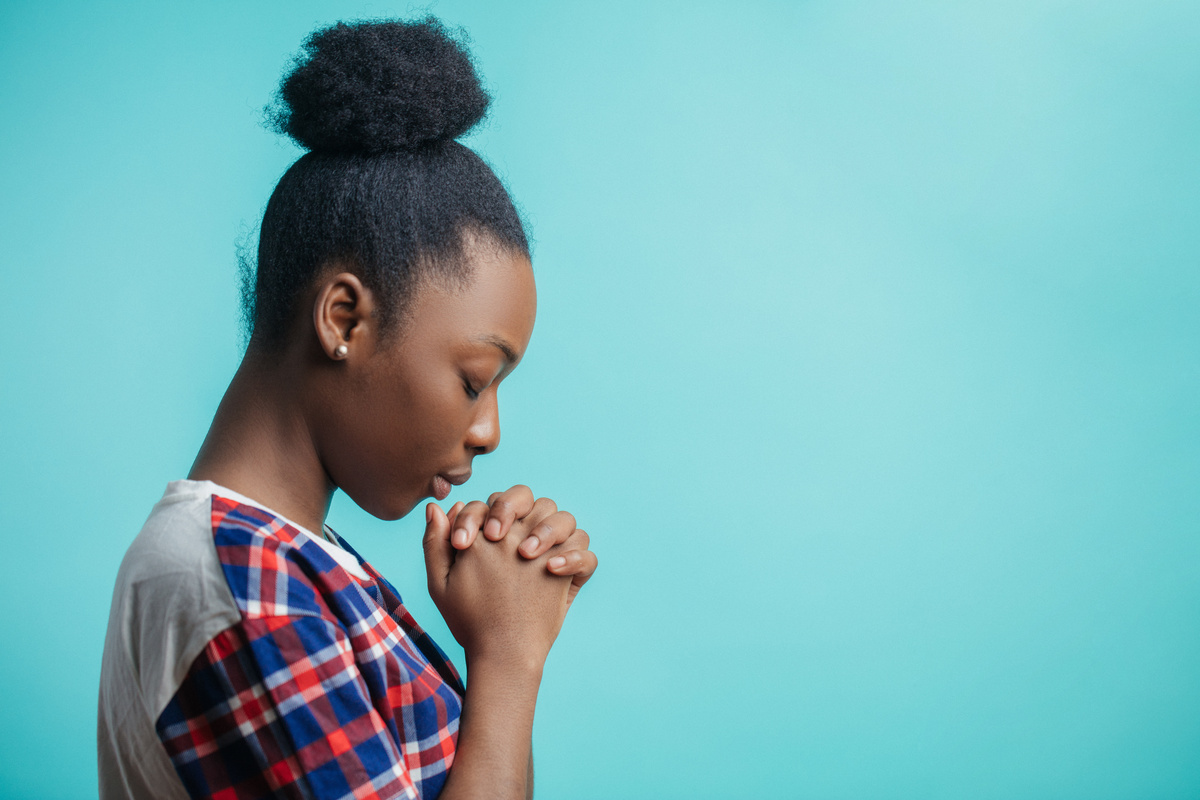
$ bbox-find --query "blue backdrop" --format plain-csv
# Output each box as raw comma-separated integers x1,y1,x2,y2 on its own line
2,1,1198,797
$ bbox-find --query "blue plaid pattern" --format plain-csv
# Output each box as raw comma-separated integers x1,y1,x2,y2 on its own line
155,495,463,800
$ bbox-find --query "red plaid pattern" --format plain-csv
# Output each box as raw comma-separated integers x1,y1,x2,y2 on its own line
155,496,463,800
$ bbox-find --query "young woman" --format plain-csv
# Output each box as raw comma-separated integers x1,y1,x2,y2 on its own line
98,18,597,800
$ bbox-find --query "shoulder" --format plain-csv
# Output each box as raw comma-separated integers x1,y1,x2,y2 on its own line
113,482,242,633
102,483,242,722
119,482,228,584
102,481,367,717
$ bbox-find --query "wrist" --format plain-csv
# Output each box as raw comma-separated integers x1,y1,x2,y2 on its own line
466,649,546,685
442,653,541,800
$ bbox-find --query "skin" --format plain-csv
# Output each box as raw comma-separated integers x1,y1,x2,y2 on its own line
189,237,597,799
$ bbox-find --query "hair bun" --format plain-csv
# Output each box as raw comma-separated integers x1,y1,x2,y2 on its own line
272,17,490,154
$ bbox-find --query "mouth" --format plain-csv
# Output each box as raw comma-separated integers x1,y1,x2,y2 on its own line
431,469,471,501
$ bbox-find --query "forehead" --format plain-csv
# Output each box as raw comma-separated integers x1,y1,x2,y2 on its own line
402,247,537,359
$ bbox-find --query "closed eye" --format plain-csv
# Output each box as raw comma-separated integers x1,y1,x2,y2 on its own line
463,379,481,400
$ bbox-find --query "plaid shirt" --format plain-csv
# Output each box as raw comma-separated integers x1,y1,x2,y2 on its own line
154,495,464,800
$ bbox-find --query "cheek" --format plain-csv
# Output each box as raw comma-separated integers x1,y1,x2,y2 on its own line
326,370,469,510
394,379,467,455
350,376,463,482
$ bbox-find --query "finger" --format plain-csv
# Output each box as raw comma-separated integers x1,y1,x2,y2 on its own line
543,527,589,562
547,548,599,583
549,546,599,608
451,500,490,550
482,484,534,541
446,501,466,531
524,496,559,528
549,529,596,602
421,503,453,591
518,510,577,559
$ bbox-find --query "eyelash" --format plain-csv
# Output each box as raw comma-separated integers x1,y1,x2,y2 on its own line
463,379,481,400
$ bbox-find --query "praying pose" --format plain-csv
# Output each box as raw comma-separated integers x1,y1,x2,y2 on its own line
98,18,597,800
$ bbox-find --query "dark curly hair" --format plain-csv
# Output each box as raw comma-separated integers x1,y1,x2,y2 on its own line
244,17,529,349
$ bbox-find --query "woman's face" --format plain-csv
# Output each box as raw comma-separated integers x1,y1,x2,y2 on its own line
315,244,537,520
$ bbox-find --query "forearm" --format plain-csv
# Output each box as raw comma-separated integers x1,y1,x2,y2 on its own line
439,656,543,800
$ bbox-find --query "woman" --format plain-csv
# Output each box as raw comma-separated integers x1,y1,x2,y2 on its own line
98,18,597,800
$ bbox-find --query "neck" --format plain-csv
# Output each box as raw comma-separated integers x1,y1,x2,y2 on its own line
188,349,334,534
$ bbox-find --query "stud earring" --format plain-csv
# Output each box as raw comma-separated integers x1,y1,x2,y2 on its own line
334,345,348,358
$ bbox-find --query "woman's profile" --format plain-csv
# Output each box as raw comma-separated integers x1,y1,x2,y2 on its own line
98,17,597,799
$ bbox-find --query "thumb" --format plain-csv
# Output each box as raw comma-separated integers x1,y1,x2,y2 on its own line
422,502,453,592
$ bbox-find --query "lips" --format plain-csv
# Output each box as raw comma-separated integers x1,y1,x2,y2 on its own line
431,469,471,501
432,475,452,501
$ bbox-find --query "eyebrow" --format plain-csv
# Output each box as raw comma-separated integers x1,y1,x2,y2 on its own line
473,334,520,364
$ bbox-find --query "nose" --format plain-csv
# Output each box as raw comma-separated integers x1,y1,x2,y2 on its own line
465,391,501,455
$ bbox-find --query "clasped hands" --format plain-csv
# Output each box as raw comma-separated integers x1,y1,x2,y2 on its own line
423,485,598,665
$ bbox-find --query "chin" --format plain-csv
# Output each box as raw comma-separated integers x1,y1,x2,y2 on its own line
349,490,420,522
384,499,421,522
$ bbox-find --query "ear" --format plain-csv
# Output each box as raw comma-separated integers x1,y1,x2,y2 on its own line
312,271,376,361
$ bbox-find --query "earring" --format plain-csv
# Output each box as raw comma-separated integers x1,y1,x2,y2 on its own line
334,344,348,358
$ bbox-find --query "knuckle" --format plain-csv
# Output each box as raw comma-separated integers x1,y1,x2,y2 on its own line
457,505,486,531
548,516,575,542
575,553,597,576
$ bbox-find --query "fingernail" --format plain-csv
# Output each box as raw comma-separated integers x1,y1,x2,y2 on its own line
426,504,434,523
484,519,501,539
548,556,567,569
520,536,539,556
452,529,469,548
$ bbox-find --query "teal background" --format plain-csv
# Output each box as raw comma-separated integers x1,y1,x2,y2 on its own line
2,1,1198,797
